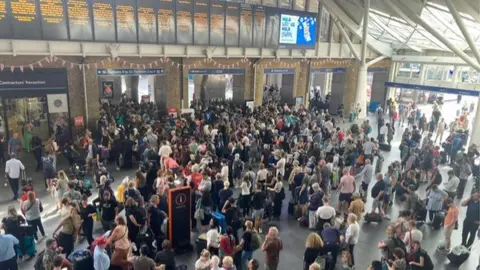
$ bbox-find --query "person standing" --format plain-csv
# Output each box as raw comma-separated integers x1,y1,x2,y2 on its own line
443,170,460,199
46,136,59,171
93,237,110,270
79,195,96,248
0,232,19,270
7,133,22,158
21,191,46,241
261,227,283,270
251,183,267,233
337,168,356,215
354,159,373,201
460,192,480,248
440,198,458,253
5,153,25,200
345,213,360,267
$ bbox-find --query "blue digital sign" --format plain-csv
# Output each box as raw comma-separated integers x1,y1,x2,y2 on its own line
279,14,317,47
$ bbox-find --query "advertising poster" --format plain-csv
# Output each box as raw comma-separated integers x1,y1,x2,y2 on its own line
101,81,114,99
279,13,317,47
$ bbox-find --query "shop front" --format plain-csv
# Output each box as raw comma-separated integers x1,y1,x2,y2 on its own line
0,68,71,145
263,68,295,105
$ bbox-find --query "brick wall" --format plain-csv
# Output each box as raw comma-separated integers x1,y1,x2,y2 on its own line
83,57,182,126
181,58,255,108
253,59,309,106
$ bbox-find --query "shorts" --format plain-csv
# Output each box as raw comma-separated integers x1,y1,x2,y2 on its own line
444,226,454,238
252,209,264,220
361,182,369,191
339,193,352,203
372,199,382,210
383,194,390,204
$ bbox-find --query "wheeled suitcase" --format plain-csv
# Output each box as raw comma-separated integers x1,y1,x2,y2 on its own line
378,143,391,152
294,205,303,219
432,211,445,229
212,212,226,234
68,249,94,270
288,199,296,216
195,233,207,257
364,212,383,223
16,235,36,257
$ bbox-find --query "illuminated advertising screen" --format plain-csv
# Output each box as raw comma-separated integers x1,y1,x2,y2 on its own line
279,13,316,47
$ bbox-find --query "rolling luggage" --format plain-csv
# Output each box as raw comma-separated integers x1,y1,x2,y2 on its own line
364,212,383,223
432,211,445,229
288,199,296,216
68,249,94,270
294,205,303,219
16,235,36,257
212,212,226,234
195,233,207,257
378,143,391,152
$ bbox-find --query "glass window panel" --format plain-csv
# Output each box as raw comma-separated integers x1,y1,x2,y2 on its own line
319,8,329,42
397,63,421,78
294,0,306,11
331,21,340,43
308,0,318,13
279,0,292,9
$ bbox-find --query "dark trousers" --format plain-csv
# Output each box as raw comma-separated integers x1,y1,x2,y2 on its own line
27,218,45,240
33,148,42,171
7,177,18,200
0,256,18,270
58,232,74,258
348,244,356,266
428,210,438,222
324,242,339,270
82,221,94,246
462,219,478,248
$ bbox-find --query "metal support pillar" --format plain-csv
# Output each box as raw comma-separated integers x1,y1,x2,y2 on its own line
355,0,369,119
332,19,361,61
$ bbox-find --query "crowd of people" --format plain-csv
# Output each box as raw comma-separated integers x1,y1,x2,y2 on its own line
0,93,479,270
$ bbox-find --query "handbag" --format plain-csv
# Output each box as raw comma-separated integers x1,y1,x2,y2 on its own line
194,200,204,220
407,231,415,262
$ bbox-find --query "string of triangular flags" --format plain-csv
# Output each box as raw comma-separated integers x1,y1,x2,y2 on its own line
0,56,351,72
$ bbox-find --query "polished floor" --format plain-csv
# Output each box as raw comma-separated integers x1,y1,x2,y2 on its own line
6,101,480,270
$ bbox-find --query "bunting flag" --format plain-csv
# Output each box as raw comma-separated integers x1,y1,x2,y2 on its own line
19,66,24,72
10,66,14,72
70,63,74,69
79,64,83,70
0,64,4,71
53,57,57,63
154,61,158,65
38,61,43,67
28,64,34,71
107,57,111,63
123,61,127,66
149,63,152,68
45,57,51,63
101,60,104,66
61,60,66,66
86,64,90,69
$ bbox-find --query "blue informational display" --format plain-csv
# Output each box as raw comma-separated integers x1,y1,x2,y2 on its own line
279,13,317,46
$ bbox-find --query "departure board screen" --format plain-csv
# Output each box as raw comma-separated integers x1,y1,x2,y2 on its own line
67,0,93,40
176,0,193,44
225,2,239,46
11,0,42,39
253,6,265,47
210,0,225,46
0,0,12,38
115,0,137,42
265,9,280,48
158,0,175,44
194,0,209,45
239,4,252,47
137,0,157,43
92,0,115,41
39,0,69,40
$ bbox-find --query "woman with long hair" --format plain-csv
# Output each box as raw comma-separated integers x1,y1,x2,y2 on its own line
52,205,81,257
108,216,130,270
1,205,26,259
239,176,251,217
22,191,46,241
303,232,324,270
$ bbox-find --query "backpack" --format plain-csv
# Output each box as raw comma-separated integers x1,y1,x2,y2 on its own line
34,249,46,270
388,236,408,261
251,231,262,251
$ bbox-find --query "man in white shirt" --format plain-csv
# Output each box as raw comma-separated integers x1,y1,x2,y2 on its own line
379,124,388,144
158,141,172,168
355,159,373,201
316,197,336,230
5,153,25,200
444,170,460,199
276,153,286,179
363,138,377,162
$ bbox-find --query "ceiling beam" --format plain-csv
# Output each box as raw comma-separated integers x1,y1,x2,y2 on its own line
321,0,393,56
332,18,361,61
369,15,423,52
445,0,480,65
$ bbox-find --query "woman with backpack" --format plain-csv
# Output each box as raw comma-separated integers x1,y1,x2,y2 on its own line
220,226,237,260
1,206,27,259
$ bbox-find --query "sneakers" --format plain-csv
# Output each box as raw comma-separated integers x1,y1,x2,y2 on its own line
383,214,391,220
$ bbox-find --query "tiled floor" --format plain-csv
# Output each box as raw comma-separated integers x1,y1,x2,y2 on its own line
8,101,480,270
